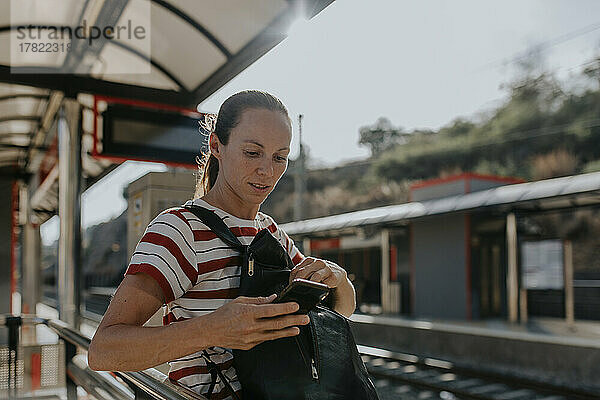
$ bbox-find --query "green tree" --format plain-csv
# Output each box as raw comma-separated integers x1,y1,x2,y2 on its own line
358,117,407,156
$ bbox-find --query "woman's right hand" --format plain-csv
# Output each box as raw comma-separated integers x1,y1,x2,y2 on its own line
202,294,309,350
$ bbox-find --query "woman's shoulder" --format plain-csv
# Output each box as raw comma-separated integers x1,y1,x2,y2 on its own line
146,205,206,233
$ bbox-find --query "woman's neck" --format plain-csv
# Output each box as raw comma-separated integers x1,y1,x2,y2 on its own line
201,180,260,220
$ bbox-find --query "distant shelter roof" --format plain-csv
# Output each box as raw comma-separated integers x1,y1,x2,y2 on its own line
281,171,600,236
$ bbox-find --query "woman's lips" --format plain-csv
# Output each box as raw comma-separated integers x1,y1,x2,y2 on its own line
249,182,270,192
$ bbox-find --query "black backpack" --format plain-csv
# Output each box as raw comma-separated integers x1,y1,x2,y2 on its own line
184,205,379,400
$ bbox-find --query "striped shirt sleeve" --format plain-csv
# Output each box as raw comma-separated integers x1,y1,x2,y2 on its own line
124,208,198,304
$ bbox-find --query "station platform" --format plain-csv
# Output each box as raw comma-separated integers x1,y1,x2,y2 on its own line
349,313,600,391
351,313,600,346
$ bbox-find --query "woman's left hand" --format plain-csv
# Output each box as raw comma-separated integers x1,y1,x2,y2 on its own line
289,256,347,289
289,256,357,317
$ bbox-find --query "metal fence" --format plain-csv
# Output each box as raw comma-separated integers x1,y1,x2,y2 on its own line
0,314,207,400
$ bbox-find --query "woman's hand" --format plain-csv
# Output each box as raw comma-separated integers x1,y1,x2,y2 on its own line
288,257,357,317
289,256,347,289
203,295,309,350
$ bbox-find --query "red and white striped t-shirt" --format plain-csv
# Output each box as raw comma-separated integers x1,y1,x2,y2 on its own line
123,198,304,399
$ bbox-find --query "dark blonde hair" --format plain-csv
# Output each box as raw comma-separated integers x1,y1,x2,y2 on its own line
194,90,291,198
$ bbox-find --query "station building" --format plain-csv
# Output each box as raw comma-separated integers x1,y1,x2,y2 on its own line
282,172,600,322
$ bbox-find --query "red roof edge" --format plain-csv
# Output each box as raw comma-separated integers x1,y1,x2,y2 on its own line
410,172,525,191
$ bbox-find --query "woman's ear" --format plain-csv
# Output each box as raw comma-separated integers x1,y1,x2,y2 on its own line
209,133,222,160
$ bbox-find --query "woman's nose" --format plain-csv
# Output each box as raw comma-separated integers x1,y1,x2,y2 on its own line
257,158,274,177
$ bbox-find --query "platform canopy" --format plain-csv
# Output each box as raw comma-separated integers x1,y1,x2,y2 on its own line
0,0,333,222
281,171,600,236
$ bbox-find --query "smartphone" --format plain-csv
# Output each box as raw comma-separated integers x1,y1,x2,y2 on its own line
274,278,330,314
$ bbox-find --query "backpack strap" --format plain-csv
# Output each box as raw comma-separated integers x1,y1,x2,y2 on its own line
201,350,241,400
183,204,245,251
184,204,243,400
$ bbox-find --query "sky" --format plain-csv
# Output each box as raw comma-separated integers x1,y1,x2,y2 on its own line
40,0,600,245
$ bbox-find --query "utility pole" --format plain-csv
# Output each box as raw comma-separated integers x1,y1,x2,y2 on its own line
293,114,306,221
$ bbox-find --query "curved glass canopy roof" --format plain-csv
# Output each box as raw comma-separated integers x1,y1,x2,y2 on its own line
0,0,334,222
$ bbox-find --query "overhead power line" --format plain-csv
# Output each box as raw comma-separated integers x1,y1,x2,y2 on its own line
476,20,600,72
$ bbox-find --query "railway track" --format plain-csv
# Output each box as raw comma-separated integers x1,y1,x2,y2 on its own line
359,345,599,400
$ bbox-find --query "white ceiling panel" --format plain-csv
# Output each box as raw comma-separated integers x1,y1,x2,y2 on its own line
0,148,23,156
0,83,48,98
91,42,180,91
114,0,152,65
0,134,31,147
171,0,289,54
2,0,86,27
1,31,68,68
0,97,44,118
0,120,36,135
0,33,7,65
142,1,227,90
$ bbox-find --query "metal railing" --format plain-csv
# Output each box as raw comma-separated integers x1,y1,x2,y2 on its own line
43,285,117,317
0,314,207,400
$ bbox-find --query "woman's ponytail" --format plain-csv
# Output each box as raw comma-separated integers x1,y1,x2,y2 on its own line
194,114,217,198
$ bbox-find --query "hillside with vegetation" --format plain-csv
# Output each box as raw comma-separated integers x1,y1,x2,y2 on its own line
263,56,600,223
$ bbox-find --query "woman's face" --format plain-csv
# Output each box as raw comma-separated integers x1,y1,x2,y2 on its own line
212,108,292,207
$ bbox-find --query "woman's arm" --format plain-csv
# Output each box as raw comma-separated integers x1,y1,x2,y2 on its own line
88,272,309,371
326,271,357,317
88,272,205,371
289,257,357,317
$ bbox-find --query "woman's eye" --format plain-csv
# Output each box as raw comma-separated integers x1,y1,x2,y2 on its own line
244,150,260,157
275,156,288,163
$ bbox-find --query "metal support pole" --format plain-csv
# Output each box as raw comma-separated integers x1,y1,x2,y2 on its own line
65,340,78,400
519,287,528,324
293,114,306,222
21,224,41,342
57,100,82,329
6,316,21,400
302,238,311,257
506,213,519,323
564,240,574,328
133,385,155,400
381,229,390,313
21,183,41,345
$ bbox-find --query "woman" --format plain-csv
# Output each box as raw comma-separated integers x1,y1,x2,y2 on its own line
88,90,357,399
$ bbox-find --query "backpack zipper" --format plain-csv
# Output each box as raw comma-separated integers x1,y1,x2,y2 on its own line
311,358,319,380
248,253,254,276
247,253,288,275
294,336,310,369
294,333,319,381
308,315,320,381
